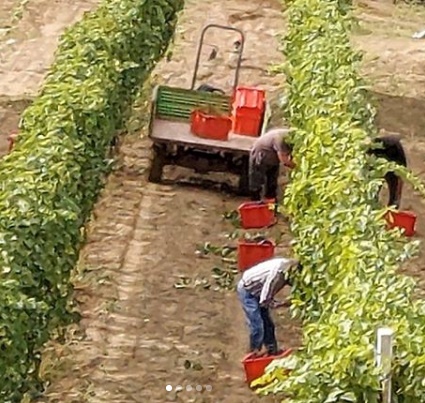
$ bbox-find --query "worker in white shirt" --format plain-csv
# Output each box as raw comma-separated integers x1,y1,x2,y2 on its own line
237,257,302,356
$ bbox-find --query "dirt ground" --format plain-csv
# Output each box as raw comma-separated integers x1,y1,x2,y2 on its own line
0,0,424,402
0,0,99,153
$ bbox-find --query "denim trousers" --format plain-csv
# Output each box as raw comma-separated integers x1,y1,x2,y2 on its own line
237,279,278,353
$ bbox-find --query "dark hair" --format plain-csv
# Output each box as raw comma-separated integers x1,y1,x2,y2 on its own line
287,259,301,272
281,141,293,155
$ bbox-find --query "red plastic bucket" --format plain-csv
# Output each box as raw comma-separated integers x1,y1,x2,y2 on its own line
190,110,231,141
242,348,293,385
385,210,417,237
238,201,276,229
232,114,262,137
237,239,275,271
232,87,266,136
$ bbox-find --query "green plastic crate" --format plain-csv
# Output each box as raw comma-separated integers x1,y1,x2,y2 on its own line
155,86,232,121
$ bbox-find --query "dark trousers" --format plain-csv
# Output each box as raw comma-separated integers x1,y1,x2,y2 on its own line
384,172,403,209
369,136,406,209
249,158,280,201
259,307,278,354
237,280,278,354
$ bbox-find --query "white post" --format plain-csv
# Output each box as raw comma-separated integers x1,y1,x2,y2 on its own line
376,327,394,403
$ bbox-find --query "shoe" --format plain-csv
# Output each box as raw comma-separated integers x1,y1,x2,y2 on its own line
267,347,284,356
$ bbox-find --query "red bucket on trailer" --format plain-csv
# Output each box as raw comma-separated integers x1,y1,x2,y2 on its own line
238,201,276,229
237,239,275,271
385,210,417,237
190,109,231,141
242,348,293,385
232,86,266,137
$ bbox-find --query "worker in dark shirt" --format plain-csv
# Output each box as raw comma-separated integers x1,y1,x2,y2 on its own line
367,134,407,209
237,257,302,357
249,128,407,208
249,128,294,201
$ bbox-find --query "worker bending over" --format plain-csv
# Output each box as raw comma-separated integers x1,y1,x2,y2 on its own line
237,257,302,357
249,128,407,209
367,134,407,208
249,128,294,201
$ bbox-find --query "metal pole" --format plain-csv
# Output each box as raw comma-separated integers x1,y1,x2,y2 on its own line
376,327,394,403
190,24,245,91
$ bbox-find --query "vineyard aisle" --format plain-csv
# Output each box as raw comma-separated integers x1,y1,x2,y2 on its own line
39,136,295,403
37,0,293,402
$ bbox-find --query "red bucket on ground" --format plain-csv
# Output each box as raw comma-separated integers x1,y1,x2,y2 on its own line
385,210,417,237
237,239,275,271
242,348,293,385
238,201,276,229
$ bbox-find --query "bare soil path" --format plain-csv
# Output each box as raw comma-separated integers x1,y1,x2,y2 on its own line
37,134,298,402
35,0,297,401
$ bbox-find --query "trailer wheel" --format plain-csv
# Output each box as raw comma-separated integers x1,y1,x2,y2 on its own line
148,145,165,183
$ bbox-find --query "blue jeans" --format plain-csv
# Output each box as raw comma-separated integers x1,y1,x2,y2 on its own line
237,279,278,353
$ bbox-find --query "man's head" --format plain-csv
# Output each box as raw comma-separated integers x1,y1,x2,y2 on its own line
280,142,293,155
282,259,302,283
278,142,295,168
288,259,301,272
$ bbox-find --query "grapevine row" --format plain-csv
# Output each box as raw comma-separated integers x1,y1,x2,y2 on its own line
0,0,183,400
255,0,425,401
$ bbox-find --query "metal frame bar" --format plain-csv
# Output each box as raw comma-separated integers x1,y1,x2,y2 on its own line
190,24,245,92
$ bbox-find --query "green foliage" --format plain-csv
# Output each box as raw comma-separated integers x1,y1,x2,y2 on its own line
255,0,425,401
0,0,183,400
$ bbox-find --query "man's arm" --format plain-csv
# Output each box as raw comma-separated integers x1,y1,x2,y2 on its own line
272,134,295,168
262,259,300,307
277,151,295,168
269,298,291,309
259,266,286,307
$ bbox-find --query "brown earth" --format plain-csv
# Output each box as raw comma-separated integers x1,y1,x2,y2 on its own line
0,0,99,153
0,0,424,402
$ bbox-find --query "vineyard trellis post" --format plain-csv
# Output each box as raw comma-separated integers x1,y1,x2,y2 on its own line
376,327,394,403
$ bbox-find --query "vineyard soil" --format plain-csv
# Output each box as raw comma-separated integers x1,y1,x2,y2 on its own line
0,0,99,152
0,0,424,402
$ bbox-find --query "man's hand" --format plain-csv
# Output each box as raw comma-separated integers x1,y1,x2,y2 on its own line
277,152,295,169
270,299,291,309
285,160,296,169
